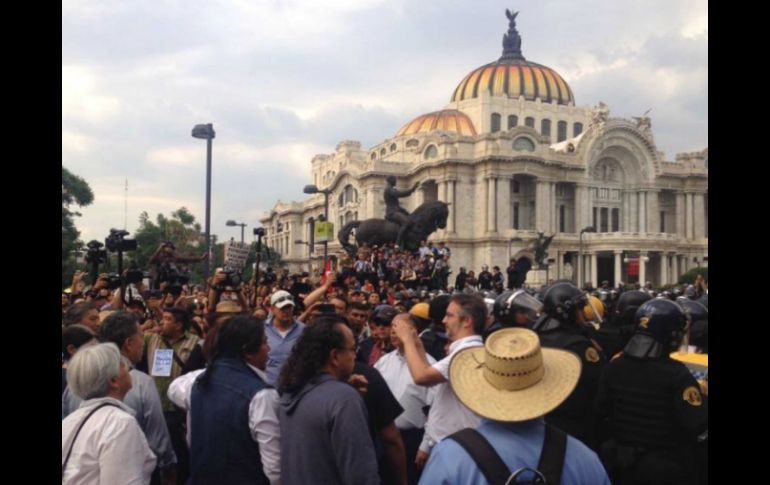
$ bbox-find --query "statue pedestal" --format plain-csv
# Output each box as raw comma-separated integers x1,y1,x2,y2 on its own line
528,268,547,287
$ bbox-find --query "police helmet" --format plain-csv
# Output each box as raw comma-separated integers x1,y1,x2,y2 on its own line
633,299,688,349
680,299,708,352
541,282,587,324
684,285,698,299
493,290,543,327
614,290,653,327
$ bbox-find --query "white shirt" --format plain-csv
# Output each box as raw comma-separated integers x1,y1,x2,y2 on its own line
374,349,437,430
167,365,281,485
420,335,484,453
62,397,157,485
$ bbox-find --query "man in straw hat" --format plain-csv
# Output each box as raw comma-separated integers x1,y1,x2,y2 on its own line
420,327,610,484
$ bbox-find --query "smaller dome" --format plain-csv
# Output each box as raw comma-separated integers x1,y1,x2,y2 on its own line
397,109,477,137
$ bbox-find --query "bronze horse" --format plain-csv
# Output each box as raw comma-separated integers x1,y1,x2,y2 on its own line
338,201,449,255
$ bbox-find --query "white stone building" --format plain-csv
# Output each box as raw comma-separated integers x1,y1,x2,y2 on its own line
261,11,707,287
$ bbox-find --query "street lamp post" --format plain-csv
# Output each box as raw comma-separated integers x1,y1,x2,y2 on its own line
226,220,247,244
192,123,215,281
295,240,313,274
578,226,596,287
303,184,332,269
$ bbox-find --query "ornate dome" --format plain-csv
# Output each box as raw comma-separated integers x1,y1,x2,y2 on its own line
396,109,477,137
450,10,574,106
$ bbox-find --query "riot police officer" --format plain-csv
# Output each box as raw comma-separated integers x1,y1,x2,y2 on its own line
606,290,653,359
595,298,708,485
484,289,542,340
532,281,607,450
679,299,708,353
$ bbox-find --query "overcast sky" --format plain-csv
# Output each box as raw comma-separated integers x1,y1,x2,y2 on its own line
62,0,708,245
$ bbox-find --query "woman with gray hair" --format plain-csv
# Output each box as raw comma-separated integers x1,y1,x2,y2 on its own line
62,343,156,485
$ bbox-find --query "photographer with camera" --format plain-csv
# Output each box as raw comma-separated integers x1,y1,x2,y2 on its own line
150,241,205,291
206,267,248,314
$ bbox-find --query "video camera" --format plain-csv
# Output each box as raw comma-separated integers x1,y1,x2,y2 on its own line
84,240,108,265
253,227,266,237
104,273,122,290
105,229,137,253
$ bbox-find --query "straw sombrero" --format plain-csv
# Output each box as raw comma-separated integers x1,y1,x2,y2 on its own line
449,327,581,422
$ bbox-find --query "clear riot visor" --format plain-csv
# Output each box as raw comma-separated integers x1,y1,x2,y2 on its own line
583,295,603,325
508,290,543,321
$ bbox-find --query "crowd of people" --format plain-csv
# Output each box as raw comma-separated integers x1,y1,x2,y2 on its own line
62,241,708,485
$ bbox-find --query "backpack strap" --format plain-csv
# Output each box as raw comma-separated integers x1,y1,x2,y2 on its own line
448,428,511,485
537,424,568,485
62,402,121,479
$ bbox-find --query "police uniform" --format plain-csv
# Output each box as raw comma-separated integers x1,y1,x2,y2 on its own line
538,326,606,450
595,352,707,485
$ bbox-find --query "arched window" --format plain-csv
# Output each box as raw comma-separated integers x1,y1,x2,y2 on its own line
406,139,419,148
525,117,535,128
338,192,344,207
508,115,518,129
424,145,438,159
390,143,397,152
574,122,583,137
491,113,501,133
557,121,568,142
513,137,536,152
380,148,386,156
370,152,376,160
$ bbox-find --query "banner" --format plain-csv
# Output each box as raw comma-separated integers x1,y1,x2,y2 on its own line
224,241,250,272
314,221,335,243
627,258,639,276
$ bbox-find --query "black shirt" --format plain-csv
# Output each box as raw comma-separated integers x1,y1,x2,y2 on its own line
354,362,404,436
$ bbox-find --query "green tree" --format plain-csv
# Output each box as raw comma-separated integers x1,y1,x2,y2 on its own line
678,267,708,285
62,167,94,288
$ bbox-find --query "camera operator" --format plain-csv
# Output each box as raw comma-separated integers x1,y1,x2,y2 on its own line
149,242,206,290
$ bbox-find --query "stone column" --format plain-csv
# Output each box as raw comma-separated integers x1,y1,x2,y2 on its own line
681,255,689,273
498,177,510,233
685,192,694,240
555,250,562,279
671,253,679,283
659,253,668,286
550,182,558,233
694,192,706,240
447,180,456,233
488,177,498,233
536,180,546,232
614,251,622,287
622,191,630,232
630,189,638,232
484,178,490,233
639,251,648,286
638,191,647,234
575,184,588,232
647,190,659,234
590,252,598,288
676,192,686,238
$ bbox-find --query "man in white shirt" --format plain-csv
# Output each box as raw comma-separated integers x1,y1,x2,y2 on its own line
392,293,486,469
168,315,281,485
375,313,436,485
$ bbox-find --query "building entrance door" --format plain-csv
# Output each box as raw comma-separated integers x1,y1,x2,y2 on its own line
597,254,614,286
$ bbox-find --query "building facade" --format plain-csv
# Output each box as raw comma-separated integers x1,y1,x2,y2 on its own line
261,11,708,287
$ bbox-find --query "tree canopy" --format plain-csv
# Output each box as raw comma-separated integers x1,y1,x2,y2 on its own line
62,167,94,287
